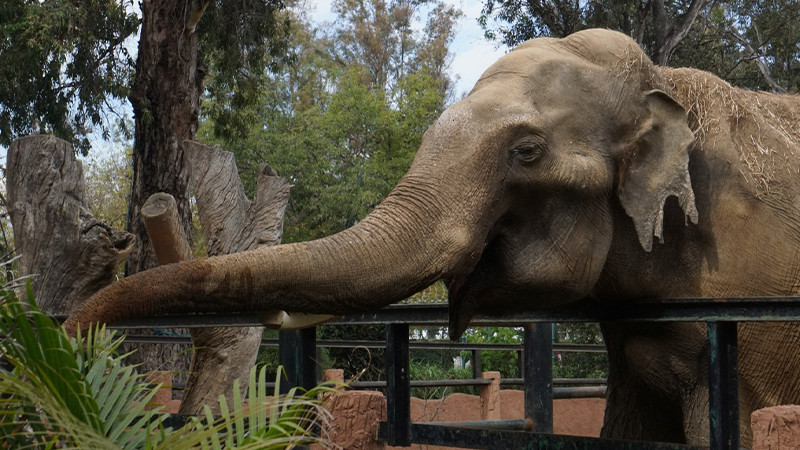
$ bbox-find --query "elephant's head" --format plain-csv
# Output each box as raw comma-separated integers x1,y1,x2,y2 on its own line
64,29,697,338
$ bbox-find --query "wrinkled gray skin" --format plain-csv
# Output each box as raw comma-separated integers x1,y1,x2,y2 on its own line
66,29,800,445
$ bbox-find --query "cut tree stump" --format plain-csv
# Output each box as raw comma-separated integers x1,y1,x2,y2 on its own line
7,135,134,314
178,140,291,414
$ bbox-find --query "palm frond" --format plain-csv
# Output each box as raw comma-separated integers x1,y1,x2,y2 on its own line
0,278,345,449
0,282,169,449
160,366,344,449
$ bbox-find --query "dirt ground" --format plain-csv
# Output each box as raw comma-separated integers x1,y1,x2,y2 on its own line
407,390,605,435
386,390,605,450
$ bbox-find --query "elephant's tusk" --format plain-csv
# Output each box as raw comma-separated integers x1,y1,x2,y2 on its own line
258,310,338,329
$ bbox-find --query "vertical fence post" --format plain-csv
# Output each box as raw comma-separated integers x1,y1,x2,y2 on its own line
279,327,318,393
385,323,410,446
471,349,482,379
524,323,553,433
707,321,739,450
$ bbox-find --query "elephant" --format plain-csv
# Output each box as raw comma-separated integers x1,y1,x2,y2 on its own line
65,29,800,446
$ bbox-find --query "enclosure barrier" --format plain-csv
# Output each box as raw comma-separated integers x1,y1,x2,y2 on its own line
122,333,607,398
106,297,800,450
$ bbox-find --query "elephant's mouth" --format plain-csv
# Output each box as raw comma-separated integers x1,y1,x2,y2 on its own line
445,232,506,339
446,274,474,339
446,253,500,339
446,276,467,302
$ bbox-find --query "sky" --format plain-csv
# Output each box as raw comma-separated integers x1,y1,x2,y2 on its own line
307,0,509,96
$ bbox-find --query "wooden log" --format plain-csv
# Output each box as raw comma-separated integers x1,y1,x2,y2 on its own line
141,193,192,265
122,192,192,385
179,140,291,414
6,135,134,315
138,192,193,404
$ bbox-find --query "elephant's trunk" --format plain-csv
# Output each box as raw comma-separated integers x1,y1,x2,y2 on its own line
63,171,488,335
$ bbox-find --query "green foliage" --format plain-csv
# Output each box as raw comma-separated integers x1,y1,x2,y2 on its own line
0,0,139,154
478,0,800,92
0,0,293,155
255,328,282,379
463,327,523,378
0,165,12,274
479,0,640,44
553,323,608,379
0,282,341,448
462,324,608,380
408,361,475,399
0,284,170,448
198,0,293,141
199,2,460,243
159,367,342,449
83,144,132,231
670,1,800,93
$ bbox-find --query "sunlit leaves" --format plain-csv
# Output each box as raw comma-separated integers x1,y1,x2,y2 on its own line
0,284,341,448
478,0,800,93
200,2,459,243
0,0,139,154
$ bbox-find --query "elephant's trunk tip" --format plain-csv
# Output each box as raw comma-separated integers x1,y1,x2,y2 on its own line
63,259,216,338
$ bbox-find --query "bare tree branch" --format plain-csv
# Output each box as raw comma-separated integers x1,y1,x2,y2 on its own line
652,0,712,65
727,26,789,93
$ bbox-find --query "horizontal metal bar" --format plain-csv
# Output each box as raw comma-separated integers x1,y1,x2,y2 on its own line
381,423,702,450
500,378,606,386
553,386,607,399
349,379,493,389
552,378,607,386
352,379,606,389
349,380,605,398
335,298,800,325
408,379,492,388
60,297,800,329
120,334,606,353
416,419,533,432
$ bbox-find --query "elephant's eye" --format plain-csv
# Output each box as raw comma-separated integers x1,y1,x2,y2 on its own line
511,136,546,165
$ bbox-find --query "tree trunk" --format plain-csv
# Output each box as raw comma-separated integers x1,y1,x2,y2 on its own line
651,0,710,65
179,140,291,414
6,135,134,314
123,0,207,372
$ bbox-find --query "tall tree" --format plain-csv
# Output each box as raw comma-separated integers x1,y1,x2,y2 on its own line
123,0,290,372
687,0,800,93
202,2,461,243
0,0,290,312
199,3,461,379
479,0,712,65
0,0,138,154
478,0,800,92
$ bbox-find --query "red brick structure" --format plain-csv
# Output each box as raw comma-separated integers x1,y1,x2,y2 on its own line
148,370,605,449
752,405,800,450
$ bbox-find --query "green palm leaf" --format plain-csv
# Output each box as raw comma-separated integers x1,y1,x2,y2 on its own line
1,279,344,449
0,282,169,448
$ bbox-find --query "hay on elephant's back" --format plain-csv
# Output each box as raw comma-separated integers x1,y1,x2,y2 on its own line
661,67,800,197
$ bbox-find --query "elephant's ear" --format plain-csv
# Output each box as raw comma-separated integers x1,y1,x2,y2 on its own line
618,90,698,252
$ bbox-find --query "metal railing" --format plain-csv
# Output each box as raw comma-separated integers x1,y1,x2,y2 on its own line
122,327,608,398
103,296,800,449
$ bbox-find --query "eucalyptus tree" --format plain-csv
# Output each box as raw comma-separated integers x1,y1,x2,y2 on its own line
198,1,462,380
478,0,799,92
1,0,292,374
0,0,138,154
